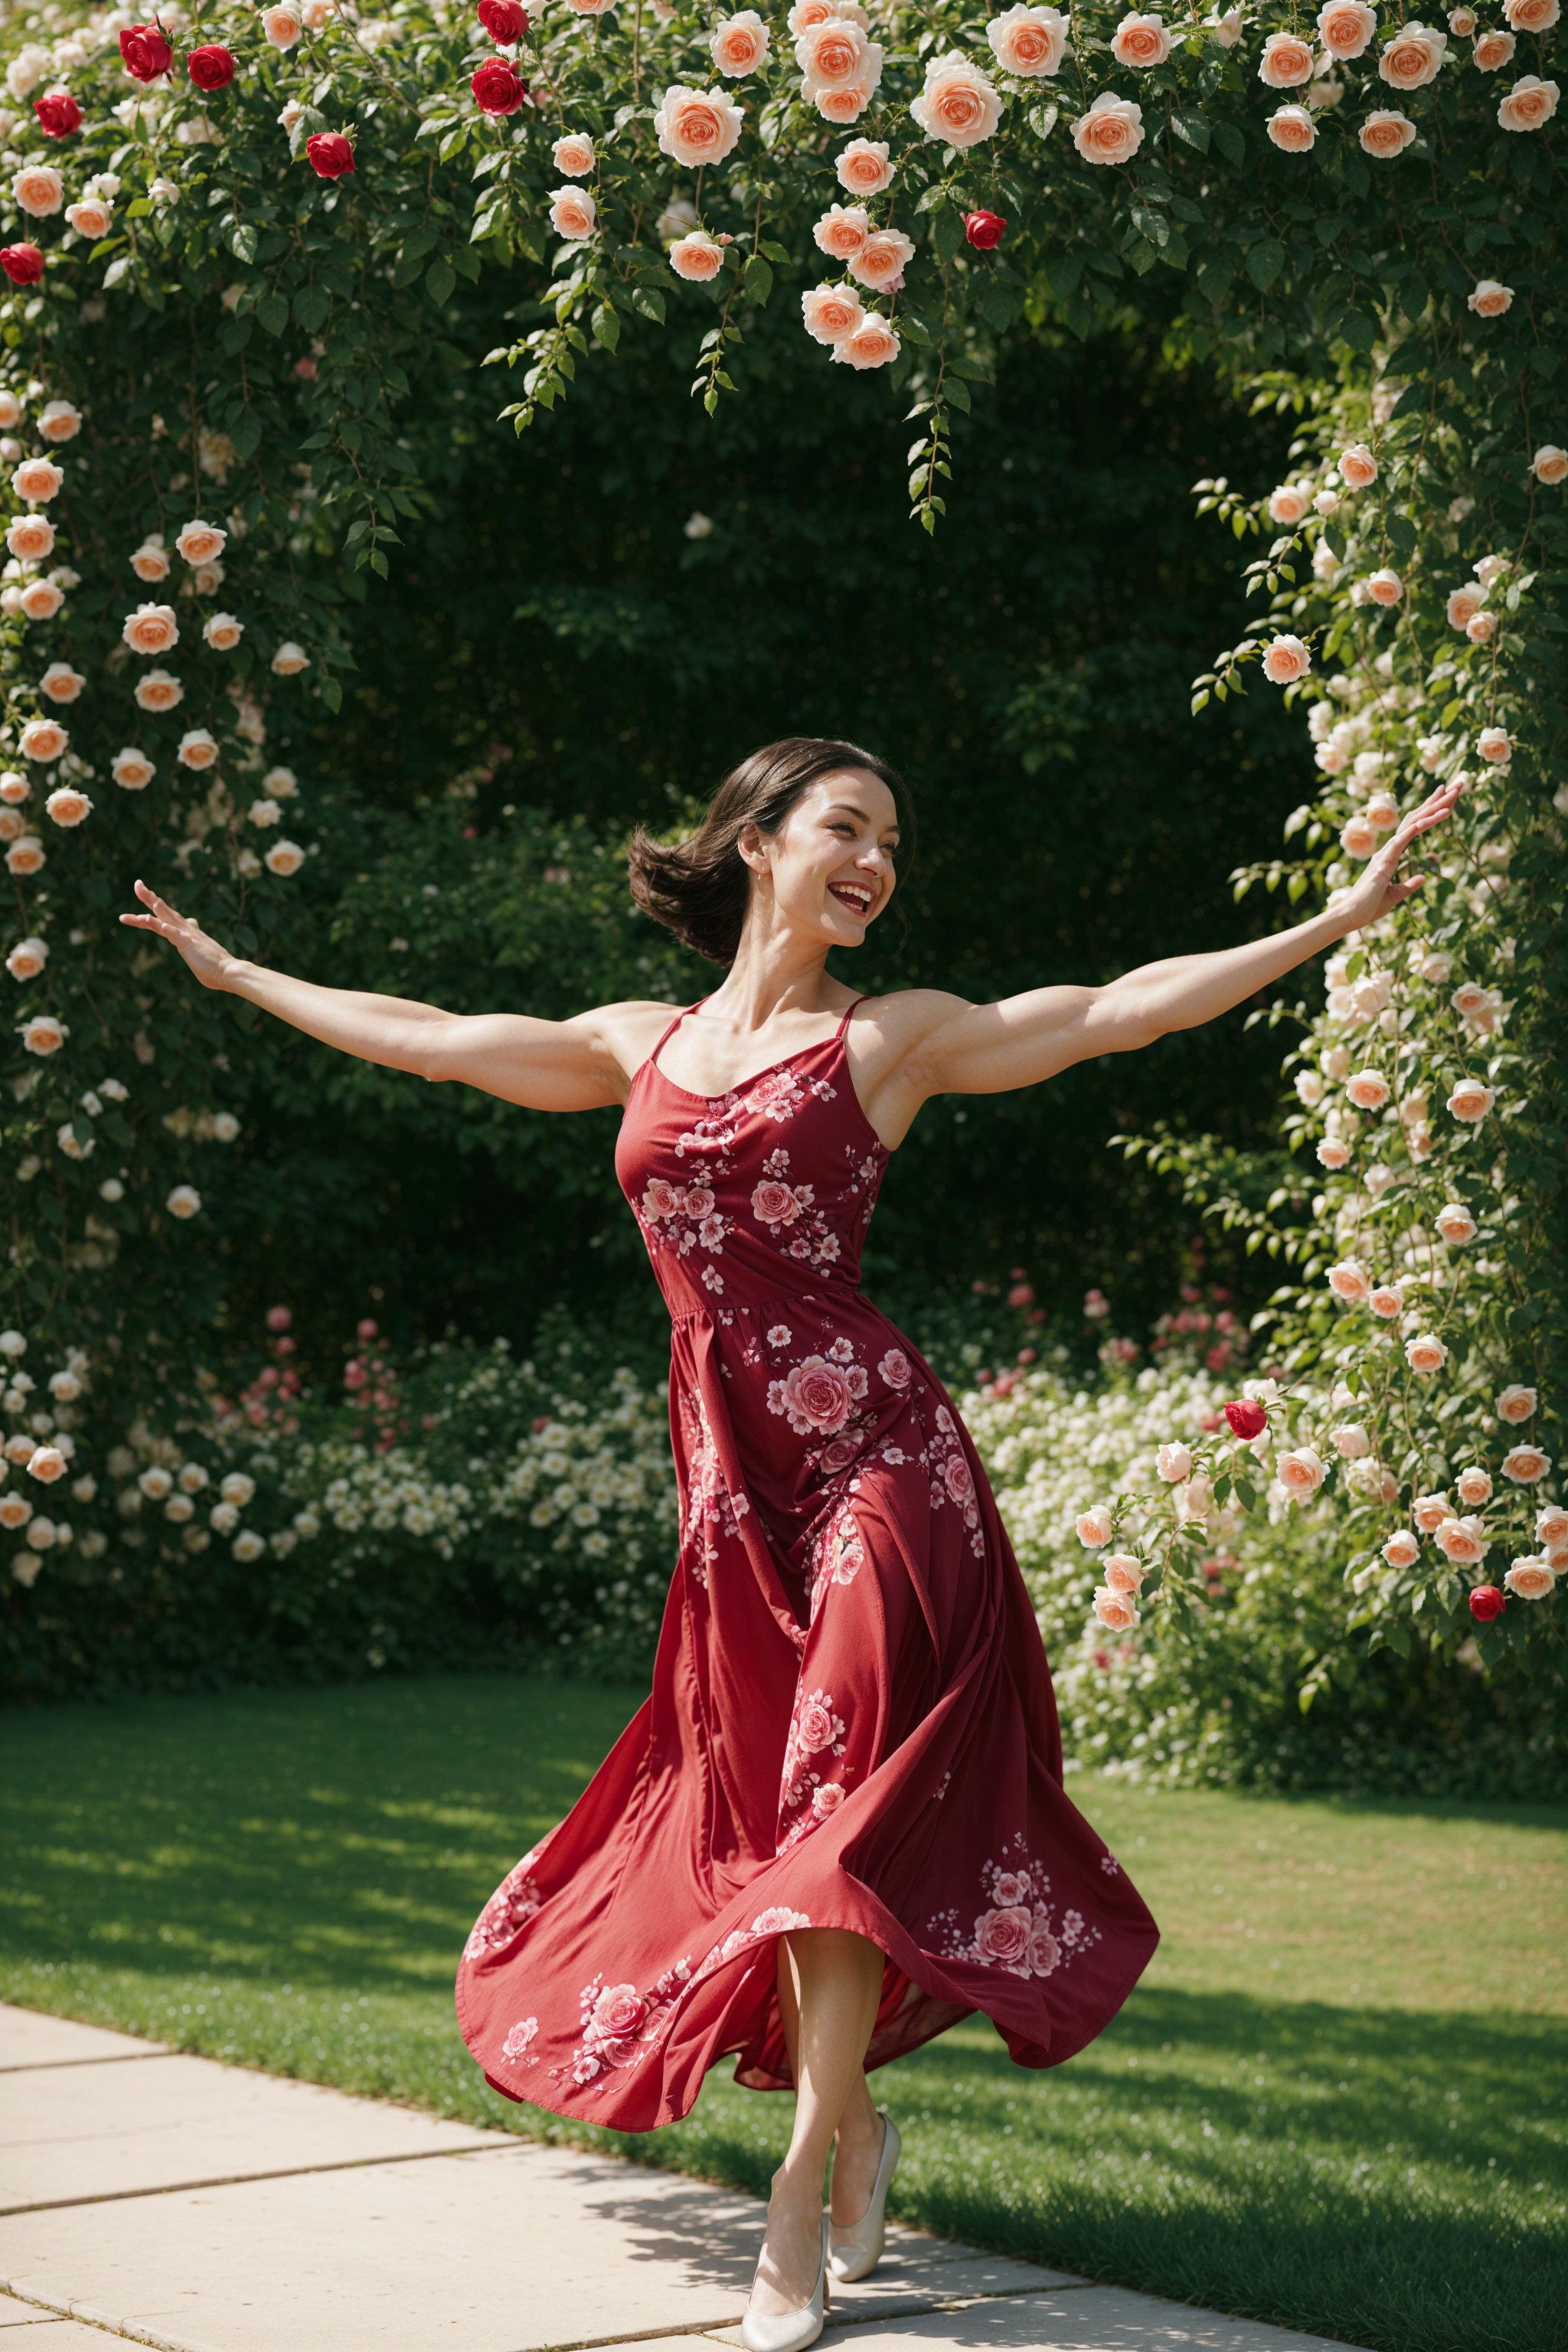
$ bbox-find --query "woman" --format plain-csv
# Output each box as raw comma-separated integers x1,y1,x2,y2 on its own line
124,736,1461,2352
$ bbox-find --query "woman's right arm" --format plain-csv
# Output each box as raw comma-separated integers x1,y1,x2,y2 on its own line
119,878,664,1112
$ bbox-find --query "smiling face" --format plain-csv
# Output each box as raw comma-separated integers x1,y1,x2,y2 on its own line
740,771,900,949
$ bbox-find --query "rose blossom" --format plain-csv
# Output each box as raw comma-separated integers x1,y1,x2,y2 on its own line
1367,567,1403,605
1382,1529,1420,1569
1277,1446,1326,1501
1501,1442,1551,1485
1405,1331,1449,1375
8,515,55,563
1338,443,1379,488
655,82,746,167
1318,0,1377,54
1494,1383,1537,1425
1456,1465,1494,1507
1317,1137,1351,1169
974,1904,1033,1968
1503,1556,1556,1600
1468,277,1514,315
111,748,155,790
1504,0,1560,21
1435,1201,1477,1245
1155,1441,1193,1483
1076,1504,1113,1548
65,190,115,240
1093,1588,1140,1630
986,5,1069,75
176,520,227,567
710,11,771,74
474,57,525,112
1073,90,1144,162
1262,634,1312,685
1466,610,1497,645
264,839,305,875
5,937,47,981
20,1012,66,1054
548,186,596,240
1259,29,1315,83
1328,1259,1371,1303
1536,1501,1568,1548
1268,104,1318,148
40,662,83,706
19,718,67,760
20,580,64,622
1476,726,1511,763
801,282,864,342
851,227,914,289
831,315,900,369
781,1355,854,1431
133,669,182,713
202,612,243,652
1268,482,1313,526
130,539,171,583
1409,1491,1449,1534
814,202,870,260
1102,1552,1146,1593
910,50,1001,144
1369,1284,1405,1319
836,137,893,191
122,602,179,657
1224,1398,1269,1440
1446,1076,1494,1122
14,456,63,505
1434,1513,1486,1563
552,133,596,176
12,165,64,217
5,835,44,874
262,4,302,46
1474,27,1517,66
1360,107,1417,152
176,728,219,771
477,0,529,27
1206,5,1243,39
1378,21,1446,85
1498,73,1559,130
1345,1068,1391,1110
1449,2,1477,25
1111,11,1171,67
670,230,726,283
1533,445,1568,485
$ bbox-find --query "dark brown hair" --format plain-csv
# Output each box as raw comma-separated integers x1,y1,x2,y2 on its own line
627,736,912,965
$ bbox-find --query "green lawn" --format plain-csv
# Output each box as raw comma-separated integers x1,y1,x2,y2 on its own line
1,1674,1563,2352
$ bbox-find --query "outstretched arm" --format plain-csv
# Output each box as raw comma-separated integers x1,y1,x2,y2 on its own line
902,775,1467,1100
118,879,661,1110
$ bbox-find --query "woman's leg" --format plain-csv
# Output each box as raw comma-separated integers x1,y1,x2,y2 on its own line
749,1927,886,2318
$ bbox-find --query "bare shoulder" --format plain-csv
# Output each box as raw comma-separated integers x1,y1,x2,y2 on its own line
847,988,975,1073
569,997,689,1089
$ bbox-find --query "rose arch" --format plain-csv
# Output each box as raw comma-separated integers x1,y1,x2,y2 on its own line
0,0,1563,1689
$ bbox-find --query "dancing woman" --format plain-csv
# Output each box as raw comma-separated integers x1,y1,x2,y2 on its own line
125,737,1460,2352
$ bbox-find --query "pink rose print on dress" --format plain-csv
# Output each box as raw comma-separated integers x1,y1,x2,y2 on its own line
879,1348,912,1388
642,1178,681,1221
811,1503,866,1619
767,1325,792,1347
769,1355,855,1433
463,1859,544,1959
557,1955,694,2089
812,1781,846,1816
993,1870,1031,1906
798,1694,840,1750
753,1178,808,1225
684,1185,717,1221
974,1906,1034,1973
588,1981,647,2066
501,2016,539,2061
929,1838,1102,1982
945,1453,975,1507
744,1070,807,1120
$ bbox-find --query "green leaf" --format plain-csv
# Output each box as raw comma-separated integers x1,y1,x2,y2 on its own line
1338,308,1378,352
1211,119,1244,167
591,301,620,351
254,289,288,337
1027,102,1058,140
293,283,329,333
1246,239,1285,292
1385,512,1418,553
627,284,666,324
944,374,972,414
743,254,773,305
228,222,259,266
932,207,965,263
1171,111,1210,154
230,414,263,462
426,257,456,307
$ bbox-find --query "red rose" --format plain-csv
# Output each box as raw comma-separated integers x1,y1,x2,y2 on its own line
477,0,530,39
1468,1584,1505,1622
119,23,175,80
34,92,83,138
305,132,357,178
0,244,45,286
187,43,235,90
1223,1398,1269,1440
964,209,1008,251
472,58,525,113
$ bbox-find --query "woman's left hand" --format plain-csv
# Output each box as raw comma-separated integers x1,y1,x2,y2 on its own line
1334,773,1469,931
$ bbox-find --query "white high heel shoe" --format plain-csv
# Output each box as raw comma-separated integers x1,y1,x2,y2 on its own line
826,2108,901,2283
740,2210,829,2352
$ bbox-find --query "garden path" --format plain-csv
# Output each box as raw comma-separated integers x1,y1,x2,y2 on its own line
0,2003,1354,2352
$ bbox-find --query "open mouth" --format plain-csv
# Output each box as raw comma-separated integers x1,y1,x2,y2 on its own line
828,881,874,918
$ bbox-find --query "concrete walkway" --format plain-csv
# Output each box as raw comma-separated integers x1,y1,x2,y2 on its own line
0,2004,1352,2352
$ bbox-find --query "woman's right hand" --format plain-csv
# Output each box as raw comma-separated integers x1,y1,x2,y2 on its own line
119,878,240,992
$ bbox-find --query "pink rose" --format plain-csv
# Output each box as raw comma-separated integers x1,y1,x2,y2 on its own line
797,1697,836,1749
813,201,870,259
1076,1504,1113,1547
1533,445,1568,485
1277,1446,1326,1498
820,1435,861,1471
1262,633,1312,684
1318,0,1377,55
986,4,1069,75
1110,11,1171,67
1027,1919,1061,1975
1331,1423,1372,1459
796,18,884,103
1446,1078,1494,1122
1435,1514,1487,1563
1382,1530,1420,1568
710,10,770,74
1102,1552,1145,1593
668,231,726,283
1267,105,1317,149
553,132,596,176
993,1870,1031,1904
1501,1443,1551,1485
812,1779,845,1815
1378,21,1446,87
751,1180,802,1226
1468,278,1514,315
642,1178,681,1220
782,1356,853,1431
1446,583,1485,629
851,228,914,290
1473,28,1517,67
1259,29,1315,82
1449,4,1477,28
1360,107,1417,153
548,187,596,241
835,136,893,191
1497,73,1558,131
910,51,1003,145
1072,90,1144,162
944,1452,975,1505
973,1905,1032,1968
1504,0,1560,22
830,315,900,370
801,282,864,342
1405,1332,1449,1376
878,1348,911,1388
1338,443,1379,488
501,2017,538,2059
1093,1587,1140,1628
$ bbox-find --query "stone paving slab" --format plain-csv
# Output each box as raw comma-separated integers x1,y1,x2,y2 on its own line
0,2294,132,2339
0,2049,509,2213
0,2011,168,2073
715,2291,1357,2352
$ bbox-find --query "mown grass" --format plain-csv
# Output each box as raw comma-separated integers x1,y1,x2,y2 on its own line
1,1673,1563,2352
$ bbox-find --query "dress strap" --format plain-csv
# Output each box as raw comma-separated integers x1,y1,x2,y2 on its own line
646,999,707,1076
835,995,869,1039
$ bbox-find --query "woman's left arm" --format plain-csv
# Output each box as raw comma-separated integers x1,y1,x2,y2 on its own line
906,775,1467,1099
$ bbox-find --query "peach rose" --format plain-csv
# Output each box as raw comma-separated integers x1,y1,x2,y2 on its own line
1379,21,1446,85
1076,1503,1114,1548
264,839,305,875
1466,611,1497,645
800,282,864,342
1533,445,1568,485
1318,0,1377,55
36,400,82,445
1268,103,1318,148
1093,1588,1140,1629
986,4,1069,75
1476,726,1511,763
262,4,302,45
4,936,46,980
1446,1078,1494,1122
836,136,893,191
1468,277,1513,315
1111,11,1171,67
1338,443,1379,488
40,662,83,705
19,1011,66,1054
655,82,746,166
1360,106,1417,152
167,1184,203,1220
12,165,64,217
1497,1383,1538,1423
830,314,900,369
1262,633,1312,684
7,514,55,564
1277,1446,1326,1500
1259,29,1315,83
548,186,596,240
1456,1466,1494,1508
1501,1443,1551,1484
1317,1137,1351,1168
1411,1490,1450,1533
44,784,90,827
5,835,45,874
815,80,877,121
1473,28,1517,67
19,718,67,760
1504,0,1560,19
1072,89,1145,162
130,541,171,583
20,579,64,622
851,228,914,289
670,230,726,282
177,728,219,771
910,50,1003,145
272,641,309,676
1382,1529,1421,1568
552,132,596,177
1102,1552,1146,1593
1155,1440,1193,1483
1535,1501,1568,1548
1497,72,1559,130
1369,1284,1405,1318
1405,1331,1449,1375
1268,482,1313,525
1504,1556,1557,1599
1341,814,1379,857
134,669,183,713
789,0,863,26
1446,582,1484,629
1433,1513,1486,1563
14,457,63,505
122,602,179,657
814,202,870,259
175,520,227,566
1328,1258,1371,1302
111,748,155,790
65,194,113,244
1435,1202,1477,1244
1346,1067,1391,1110
203,612,243,652
1367,567,1403,605
710,10,770,74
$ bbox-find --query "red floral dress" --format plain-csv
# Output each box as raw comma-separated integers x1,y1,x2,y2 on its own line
454,998,1158,2128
